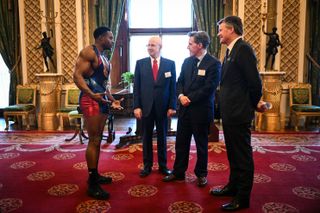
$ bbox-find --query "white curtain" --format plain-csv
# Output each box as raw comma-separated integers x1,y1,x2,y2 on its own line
0,55,10,108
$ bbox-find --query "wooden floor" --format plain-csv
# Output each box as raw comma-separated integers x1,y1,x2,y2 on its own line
0,115,319,133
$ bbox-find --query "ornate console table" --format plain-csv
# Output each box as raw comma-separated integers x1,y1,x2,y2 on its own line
258,71,285,131
36,73,62,130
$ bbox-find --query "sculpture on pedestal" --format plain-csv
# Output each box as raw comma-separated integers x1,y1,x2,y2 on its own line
262,26,282,70
36,32,55,71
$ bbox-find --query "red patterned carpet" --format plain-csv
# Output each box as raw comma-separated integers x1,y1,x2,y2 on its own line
0,132,320,213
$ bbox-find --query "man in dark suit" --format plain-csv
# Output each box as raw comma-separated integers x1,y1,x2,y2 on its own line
210,16,268,211
133,36,176,177
163,31,221,187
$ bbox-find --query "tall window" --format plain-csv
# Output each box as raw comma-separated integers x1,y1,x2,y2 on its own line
0,55,10,108
128,0,193,78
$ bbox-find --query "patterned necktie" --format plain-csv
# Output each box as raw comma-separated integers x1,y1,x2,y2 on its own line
224,48,230,64
152,59,158,81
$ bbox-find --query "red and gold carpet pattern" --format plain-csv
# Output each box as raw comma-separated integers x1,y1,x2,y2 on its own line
0,132,319,212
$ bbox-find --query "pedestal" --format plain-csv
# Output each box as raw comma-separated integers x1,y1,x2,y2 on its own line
36,73,62,130
260,71,285,131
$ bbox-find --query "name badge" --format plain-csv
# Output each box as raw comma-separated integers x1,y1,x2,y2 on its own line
198,69,206,76
165,71,172,78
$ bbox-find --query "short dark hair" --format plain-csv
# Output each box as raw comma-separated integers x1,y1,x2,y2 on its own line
187,31,210,49
93,26,111,39
218,16,243,36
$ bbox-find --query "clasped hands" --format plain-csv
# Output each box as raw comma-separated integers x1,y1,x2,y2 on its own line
179,95,191,107
134,108,176,120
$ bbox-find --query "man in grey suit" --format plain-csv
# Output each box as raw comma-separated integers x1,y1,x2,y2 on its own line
210,16,268,211
133,36,176,177
163,31,221,187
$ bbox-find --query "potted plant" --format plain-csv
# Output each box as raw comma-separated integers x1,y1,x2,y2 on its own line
121,72,134,92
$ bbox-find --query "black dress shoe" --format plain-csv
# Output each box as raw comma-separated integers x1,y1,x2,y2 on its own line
221,199,249,211
159,167,172,175
97,174,112,184
87,183,110,200
140,168,151,177
210,185,237,197
197,177,207,187
162,174,185,182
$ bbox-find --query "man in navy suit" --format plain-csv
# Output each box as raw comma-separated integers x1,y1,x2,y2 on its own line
163,31,221,187
210,16,268,211
133,36,176,177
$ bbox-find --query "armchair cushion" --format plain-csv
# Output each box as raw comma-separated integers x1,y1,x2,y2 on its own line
57,107,78,113
4,105,35,112
292,105,320,112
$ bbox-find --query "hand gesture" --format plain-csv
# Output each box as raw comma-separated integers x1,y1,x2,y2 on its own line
111,98,124,110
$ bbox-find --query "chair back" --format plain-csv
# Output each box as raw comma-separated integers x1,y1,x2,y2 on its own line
66,88,80,108
16,84,37,106
289,83,312,107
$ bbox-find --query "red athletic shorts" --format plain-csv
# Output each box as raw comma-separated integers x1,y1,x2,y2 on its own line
79,93,109,117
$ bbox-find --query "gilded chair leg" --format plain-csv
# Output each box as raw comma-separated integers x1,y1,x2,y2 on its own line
17,116,22,129
57,115,64,131
24,115,30,130
34,113,38,128
294,115,299,131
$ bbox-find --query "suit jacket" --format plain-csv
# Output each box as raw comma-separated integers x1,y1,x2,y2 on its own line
220,38,262,125
133,57,176,117
177,54,221,124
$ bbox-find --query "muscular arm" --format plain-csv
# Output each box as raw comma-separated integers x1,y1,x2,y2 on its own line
74,48,94,96
73,47,102,101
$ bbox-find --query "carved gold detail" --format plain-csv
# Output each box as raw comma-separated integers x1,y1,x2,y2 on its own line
60,0,78,83
36,74,63,130
24,0,42,83
244,0,262,67
258,72,285,131
280,0,300,82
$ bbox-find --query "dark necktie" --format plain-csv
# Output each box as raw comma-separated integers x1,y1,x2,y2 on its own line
152,59,158,81
192,57,200,79
224,48,230,64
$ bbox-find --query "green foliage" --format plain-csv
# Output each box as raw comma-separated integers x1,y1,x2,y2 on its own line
121,72,134,85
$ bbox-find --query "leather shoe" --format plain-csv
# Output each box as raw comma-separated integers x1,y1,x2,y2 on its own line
87,174,112,185
159,167,172,176
162,174,185,182
210,185,237,197
140,168,151,177
221,199,249,211
97,174,112,184
87,183,110,200
197,177,207,187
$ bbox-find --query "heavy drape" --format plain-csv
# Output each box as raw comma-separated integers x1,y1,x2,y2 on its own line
308,0,320,105
94,0,125,60
192,0,224,57
0,0,21,105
